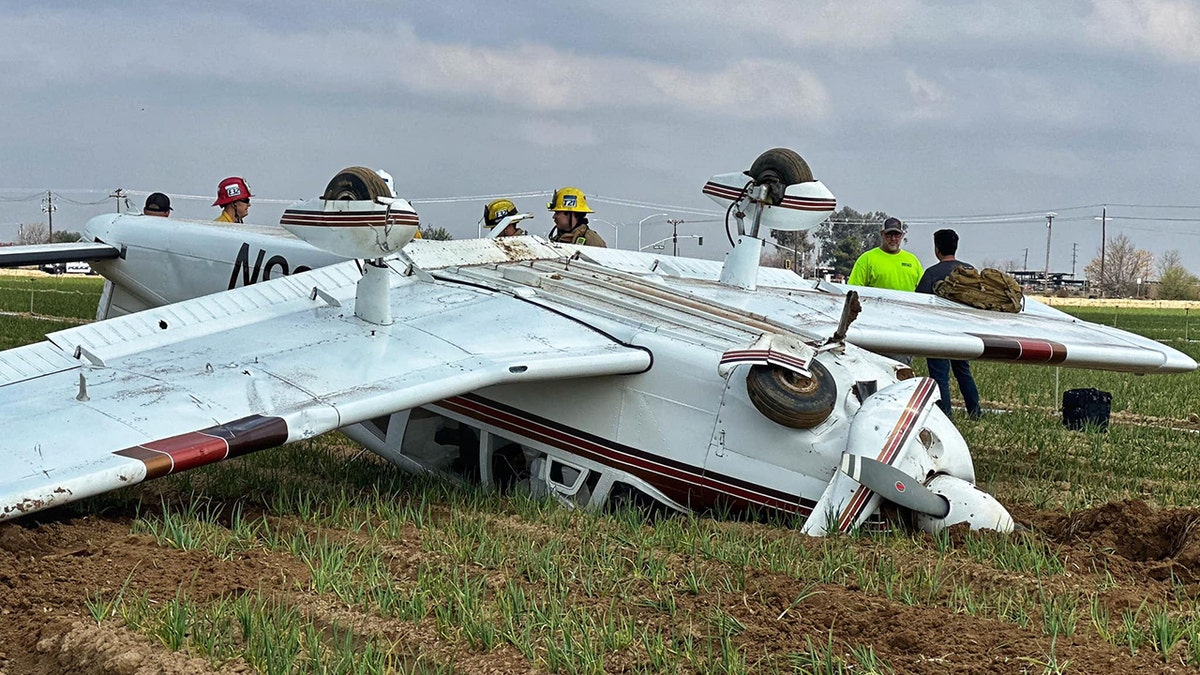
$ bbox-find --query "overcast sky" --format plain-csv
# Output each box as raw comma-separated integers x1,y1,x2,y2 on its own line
2,1,1199,275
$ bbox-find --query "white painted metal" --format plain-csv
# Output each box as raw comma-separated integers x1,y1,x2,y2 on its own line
718,235,765,290
280,197,419,259
918,476,1015,533
486,213,535,239
354,261,393,325
0,163,1192,534
702,173,836,233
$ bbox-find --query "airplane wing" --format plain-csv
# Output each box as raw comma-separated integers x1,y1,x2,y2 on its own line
0,250,650,521
554,246,1196,374
0,242,122,267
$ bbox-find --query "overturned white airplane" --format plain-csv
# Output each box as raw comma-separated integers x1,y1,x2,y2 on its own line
0,152,1192,535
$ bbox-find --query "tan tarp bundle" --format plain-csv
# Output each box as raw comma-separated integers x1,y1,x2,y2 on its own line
934,267,1024,313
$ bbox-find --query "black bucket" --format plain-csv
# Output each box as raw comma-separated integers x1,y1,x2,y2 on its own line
1062,388,1112,431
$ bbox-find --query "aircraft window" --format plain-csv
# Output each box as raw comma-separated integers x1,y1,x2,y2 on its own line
364,414,390,440
491,443,529,492
399,411,477,476
605,482,669,519
549,461,583,490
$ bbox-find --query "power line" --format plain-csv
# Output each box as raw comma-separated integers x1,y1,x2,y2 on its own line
6,183,1200,233
56,195,112,206
1104,215,1200,222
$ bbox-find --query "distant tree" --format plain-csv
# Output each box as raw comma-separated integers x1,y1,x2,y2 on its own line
814,207,893,277
419,226,453,241
760,247,788,270
17,222,48,245
1156,249,1199,300
766,229,813,274
1084,234,1153,297
51,230,83,243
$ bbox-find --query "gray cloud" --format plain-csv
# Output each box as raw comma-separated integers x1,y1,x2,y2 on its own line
1,1,1198,274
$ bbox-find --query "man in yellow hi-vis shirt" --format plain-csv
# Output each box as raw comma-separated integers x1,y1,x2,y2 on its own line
847,217,921,291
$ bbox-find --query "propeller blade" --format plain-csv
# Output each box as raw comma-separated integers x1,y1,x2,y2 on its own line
840,453,950,518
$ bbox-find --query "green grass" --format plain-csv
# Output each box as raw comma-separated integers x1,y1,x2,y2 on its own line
1058,306,1199,343
14,276,1200,672
0,274,104,318
0,274,104,349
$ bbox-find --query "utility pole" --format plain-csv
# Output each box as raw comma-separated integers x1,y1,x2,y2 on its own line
667,218,684,256
41,190,55,242
1043,212,1056,286
1071,243,1078,278
109,188,127,214
1099,206,1107,297
1023,247,1028,270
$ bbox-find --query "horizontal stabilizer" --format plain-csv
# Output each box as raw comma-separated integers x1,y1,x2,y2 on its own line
0,242,121,268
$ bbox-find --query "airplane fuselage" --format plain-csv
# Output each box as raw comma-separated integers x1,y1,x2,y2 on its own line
85,214,342,318
71,213,1006,534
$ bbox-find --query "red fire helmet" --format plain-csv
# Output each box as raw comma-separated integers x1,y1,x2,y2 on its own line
213,177,253,207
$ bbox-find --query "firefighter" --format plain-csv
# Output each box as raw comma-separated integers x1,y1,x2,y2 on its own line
547,187,606,247
213,177,253,223
484,199,526,237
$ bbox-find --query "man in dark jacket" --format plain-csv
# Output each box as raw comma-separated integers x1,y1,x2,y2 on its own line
916,229,982,419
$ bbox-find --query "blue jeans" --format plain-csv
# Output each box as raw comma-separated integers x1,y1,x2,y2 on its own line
926,358,982,419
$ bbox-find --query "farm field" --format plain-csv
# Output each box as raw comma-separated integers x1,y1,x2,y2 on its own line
2,278,1200,673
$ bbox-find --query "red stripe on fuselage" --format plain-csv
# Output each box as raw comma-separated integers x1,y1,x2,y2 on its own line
836,378,936,532
436,394,813,516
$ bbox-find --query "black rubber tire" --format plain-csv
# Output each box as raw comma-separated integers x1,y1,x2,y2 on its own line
323,166,391,201
747,148,814,186
746,360,837,429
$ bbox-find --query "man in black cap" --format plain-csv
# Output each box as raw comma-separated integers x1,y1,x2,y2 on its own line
847,216,922,366
916,228,983,419
847,217,921,291
143,193,172,217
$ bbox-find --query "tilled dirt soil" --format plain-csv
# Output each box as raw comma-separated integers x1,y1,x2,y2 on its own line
3,495,1200,674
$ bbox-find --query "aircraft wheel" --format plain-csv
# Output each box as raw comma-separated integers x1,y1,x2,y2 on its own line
747,148,814,186
746,361,836,429
323,166,391,201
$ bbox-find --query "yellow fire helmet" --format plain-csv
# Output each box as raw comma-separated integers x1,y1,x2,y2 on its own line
484,199,519,229
547,187,593,213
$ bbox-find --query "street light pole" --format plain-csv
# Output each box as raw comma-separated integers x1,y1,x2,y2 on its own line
590,219,620,249
637,213,668,252
1099,206,1107,297
641,235,702,252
